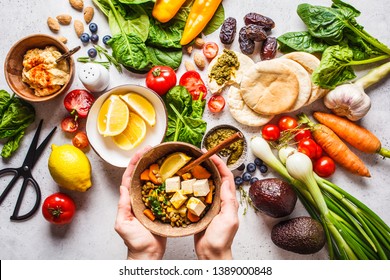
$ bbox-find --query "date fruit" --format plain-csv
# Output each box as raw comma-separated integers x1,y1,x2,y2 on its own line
244,12,275,31
260,37,277,60
220,17,237,45
239,27,255,55
246,24,267,42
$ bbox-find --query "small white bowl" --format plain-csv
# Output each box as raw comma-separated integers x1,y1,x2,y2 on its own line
86,84,168,168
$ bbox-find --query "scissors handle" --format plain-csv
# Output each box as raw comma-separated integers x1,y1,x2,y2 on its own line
0,168,19,205
11,176,41,221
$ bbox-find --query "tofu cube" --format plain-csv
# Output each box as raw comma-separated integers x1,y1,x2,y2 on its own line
181,179,196,194
186,197,206,217
193,179,210,197
170,191,188,209
165,176,181,193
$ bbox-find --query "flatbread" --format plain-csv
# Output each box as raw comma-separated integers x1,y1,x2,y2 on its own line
227,86,274,126
240,60,300,115
282,52,328,104
207,51,255,94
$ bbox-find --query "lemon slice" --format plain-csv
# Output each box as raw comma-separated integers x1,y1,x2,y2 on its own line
120,93,156,127
98,95,129,137
160,152,192,182
113,112,147,150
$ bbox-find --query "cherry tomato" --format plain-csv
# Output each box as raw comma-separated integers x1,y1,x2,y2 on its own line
179,71,208,100
298,138,321,159
72,131,89,149
203,42,219,59
294,127,312,142
64,89,95,119
314,156,336,177
278,115,298,131
42,193,76,225
262,124,281,141
207,95,225,113
145,66,177,96
61,116,79,133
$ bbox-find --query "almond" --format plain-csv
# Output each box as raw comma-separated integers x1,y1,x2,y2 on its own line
194,52,206,69
74,20,84,38
57,36,68,44
184,61,196,71
83,6,94,24
69,0,84,11
194,38,205,48
56,14,72,25
47,17,60,32
185,45,193,54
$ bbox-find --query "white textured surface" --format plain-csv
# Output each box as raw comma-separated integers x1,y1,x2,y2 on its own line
0,0,389,260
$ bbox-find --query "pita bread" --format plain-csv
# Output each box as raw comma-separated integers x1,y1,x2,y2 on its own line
227,86,274,126
282,52,329,104
207,50,254,94
240,60,300,115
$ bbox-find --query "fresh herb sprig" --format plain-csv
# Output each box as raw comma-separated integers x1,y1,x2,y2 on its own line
94,45,122,73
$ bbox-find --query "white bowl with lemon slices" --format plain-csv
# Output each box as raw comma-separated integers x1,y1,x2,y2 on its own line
86,85,167,168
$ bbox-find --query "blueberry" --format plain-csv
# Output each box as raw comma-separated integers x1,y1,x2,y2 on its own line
242,172,252,182
246,163,256,173
254,157,263,166
250,177,259,185
89,23,98,33
236,163,245,171
234,176,244,186
102,35,112,45
88,48,97,58
259,164,268,174
80,33,90,43
90,34,99,43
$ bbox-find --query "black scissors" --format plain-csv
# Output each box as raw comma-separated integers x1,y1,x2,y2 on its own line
0,119,56,221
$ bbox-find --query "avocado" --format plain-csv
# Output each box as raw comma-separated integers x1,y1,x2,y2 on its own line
248,178,297,218
271,216,326,254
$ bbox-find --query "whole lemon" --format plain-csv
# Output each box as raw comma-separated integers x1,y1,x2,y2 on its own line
48,144,92,192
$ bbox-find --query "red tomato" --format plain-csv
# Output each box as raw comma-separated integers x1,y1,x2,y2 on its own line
64,89,95,119
61,116,79,133
72,131,89,149
179,71,208,100
278,115,298,131
294,128,312,142
208,95,225,113
314,156,336,177
42,193,76,225
203,42,219,59
298,139,321,159
145,66,177,96
262,124,281,141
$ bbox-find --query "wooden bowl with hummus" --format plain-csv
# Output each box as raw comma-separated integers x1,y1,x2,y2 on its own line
4,34,74,102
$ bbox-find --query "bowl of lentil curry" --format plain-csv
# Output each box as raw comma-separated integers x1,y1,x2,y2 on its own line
130,142,221,237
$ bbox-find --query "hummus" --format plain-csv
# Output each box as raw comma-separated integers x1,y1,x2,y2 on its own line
22,46,70,96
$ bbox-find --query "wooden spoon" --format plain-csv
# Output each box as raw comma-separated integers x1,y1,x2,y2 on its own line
56,46,81,63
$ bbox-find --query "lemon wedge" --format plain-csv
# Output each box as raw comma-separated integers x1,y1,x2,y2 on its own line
113,112,147,150
97,95,129,137
160,152,192,182
120,93,156,127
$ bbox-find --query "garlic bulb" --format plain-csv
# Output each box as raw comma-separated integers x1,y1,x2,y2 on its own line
323,83,371,121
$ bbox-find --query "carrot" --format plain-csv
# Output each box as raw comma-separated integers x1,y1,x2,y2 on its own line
149,164,161,184
299,113,370,177
187,210,200,223
205,183,214,204
140,169,150,181
191,165,211,179
313,112,390,158
143,209,156,221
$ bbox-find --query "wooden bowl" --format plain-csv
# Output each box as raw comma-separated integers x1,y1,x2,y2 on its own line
4,34,74,102
130,142,222,237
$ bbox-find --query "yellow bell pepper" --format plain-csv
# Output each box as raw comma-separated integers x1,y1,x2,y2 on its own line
180,0,223,45
152,0,186,23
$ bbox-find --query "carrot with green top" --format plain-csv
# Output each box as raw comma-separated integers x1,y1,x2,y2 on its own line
299,113,371,177
313,112,390,158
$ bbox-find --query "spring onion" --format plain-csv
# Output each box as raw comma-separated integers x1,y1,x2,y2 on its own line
250,136,390,260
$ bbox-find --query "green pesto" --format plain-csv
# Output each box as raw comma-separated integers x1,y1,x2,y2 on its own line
209,49,240,86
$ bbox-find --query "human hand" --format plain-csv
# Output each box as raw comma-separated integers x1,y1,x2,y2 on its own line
115,146,167,260
194,155,239,260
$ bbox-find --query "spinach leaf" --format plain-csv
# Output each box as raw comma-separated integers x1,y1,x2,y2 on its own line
146,46,182,70
1,130,24,158
0,90,12,116
119,0,153,4
147,18,185,49
277,31,329,53
202,3,225,35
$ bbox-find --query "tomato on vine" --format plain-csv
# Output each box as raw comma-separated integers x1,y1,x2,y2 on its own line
278,115,298,131
314,156,336,177
262,124,281,141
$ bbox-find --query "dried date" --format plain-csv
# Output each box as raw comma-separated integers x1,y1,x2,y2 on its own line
244,12,275,31
239,27,255,55
220,17,237,45
246,24,267,42
260,37,278,60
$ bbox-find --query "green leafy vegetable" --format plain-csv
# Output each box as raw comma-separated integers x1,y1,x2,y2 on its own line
164,85,206,147
277,31,329,53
